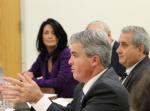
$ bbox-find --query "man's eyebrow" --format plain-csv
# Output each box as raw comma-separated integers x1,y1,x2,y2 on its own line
119,41,128,44
71,51,77,54
71,51,79,56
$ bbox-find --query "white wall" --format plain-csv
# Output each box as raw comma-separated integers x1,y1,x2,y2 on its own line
21,0,150,71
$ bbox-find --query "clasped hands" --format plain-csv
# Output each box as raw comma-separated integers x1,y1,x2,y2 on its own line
0,73,44,104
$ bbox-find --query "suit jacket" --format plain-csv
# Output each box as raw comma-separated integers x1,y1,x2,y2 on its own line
47,67,129,111
123,56,150,92
111,41,126,77
29,48,78,98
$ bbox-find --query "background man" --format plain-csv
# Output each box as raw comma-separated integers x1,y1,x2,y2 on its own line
117,26,150,92
86,21,125,78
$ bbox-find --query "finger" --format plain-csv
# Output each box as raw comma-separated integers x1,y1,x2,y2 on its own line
20,71,25,74
3,84,21,93
3,97,22,104
2,90,20,99
20,71,31,76
4,77,23,87
23,74,33,84
18,73,28,83
2,92,19,99
24,71,30,75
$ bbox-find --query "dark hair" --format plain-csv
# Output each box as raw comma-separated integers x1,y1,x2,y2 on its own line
36,18,68,62
130,69,150,111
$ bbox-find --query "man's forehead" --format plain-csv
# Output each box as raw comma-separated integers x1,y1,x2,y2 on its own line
119,32,133,42
69,42,84,53
69,42,82,48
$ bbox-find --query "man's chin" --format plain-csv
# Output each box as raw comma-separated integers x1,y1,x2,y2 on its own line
73,73,77,79
73,74,81,81
119,61,125,66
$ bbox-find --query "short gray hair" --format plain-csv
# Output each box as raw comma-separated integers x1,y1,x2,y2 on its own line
69,30,111,67
122,26,150,55
86,21,111,34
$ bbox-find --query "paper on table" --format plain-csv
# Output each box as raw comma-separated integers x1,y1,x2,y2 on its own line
27,93,57,108
27,94,72,107
52,98,73,107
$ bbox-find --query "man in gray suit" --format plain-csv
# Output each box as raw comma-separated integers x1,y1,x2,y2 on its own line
2,30,129,111
117,26,150,92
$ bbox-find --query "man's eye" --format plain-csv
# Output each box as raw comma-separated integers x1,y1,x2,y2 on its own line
120,43,128,47
122,44,128,47
72,54,78,57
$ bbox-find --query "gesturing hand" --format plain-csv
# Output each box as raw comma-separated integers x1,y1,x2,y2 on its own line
2,73,43,103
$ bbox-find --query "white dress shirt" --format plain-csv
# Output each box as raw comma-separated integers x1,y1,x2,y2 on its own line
33,95,52,111
111,40,115,48
122,57,145,83
83,68,107,95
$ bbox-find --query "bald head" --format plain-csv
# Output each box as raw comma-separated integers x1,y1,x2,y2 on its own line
86,21,113,43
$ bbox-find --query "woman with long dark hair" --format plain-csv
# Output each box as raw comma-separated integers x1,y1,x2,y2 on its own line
25,18,78,98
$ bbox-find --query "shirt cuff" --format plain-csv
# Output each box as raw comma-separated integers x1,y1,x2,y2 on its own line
32,95,52,111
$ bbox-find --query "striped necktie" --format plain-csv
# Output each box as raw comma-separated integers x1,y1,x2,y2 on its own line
80,90,85,103
121,72,128,82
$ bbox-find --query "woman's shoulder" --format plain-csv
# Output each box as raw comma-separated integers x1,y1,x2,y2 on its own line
38,51,49,59
60,47,71,55
57,48,71,59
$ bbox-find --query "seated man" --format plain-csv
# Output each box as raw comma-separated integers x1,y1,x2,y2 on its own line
117,26,150,92
1,30,129,111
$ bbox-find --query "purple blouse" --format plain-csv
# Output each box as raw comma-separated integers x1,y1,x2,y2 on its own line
29,48,78,98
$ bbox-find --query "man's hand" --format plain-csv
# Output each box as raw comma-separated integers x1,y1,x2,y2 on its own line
0,83,2,93
2,73,43,103
21,71,34,78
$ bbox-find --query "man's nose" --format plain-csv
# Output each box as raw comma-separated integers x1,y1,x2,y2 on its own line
116,46,121,54
68,56,73,65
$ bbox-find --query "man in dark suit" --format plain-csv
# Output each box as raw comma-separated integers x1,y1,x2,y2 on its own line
2,30,129,111
117,26,150,92
86,21,126,78
48,67,128,111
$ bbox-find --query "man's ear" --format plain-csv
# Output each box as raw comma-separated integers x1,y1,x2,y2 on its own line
107,32,113,44
108,31,112,38
91,55,101,67
138,44,145,53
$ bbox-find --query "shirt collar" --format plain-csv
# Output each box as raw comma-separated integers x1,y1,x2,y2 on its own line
126,57,145,75
83,68,108,95
111,40,115,47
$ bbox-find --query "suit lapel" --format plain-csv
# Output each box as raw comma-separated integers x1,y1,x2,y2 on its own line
123,56,150,88
83,67,117,100
123,71,132,87
73,83,85,111
111,41,118,64
75,68,118,111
